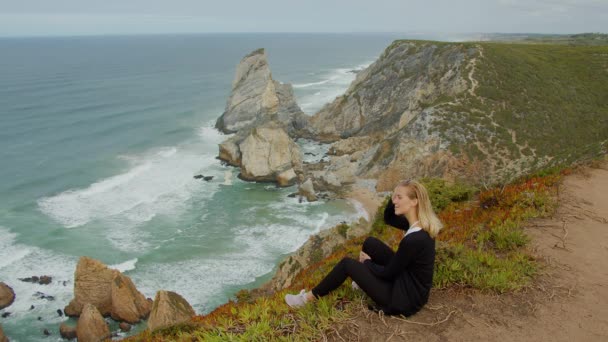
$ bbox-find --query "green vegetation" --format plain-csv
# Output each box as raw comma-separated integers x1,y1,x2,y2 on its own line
127,167,570,341
420,178,477,212
486,33,608,46
390,40,608,182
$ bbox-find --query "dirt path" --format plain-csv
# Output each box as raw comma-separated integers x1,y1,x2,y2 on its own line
331,162,608,341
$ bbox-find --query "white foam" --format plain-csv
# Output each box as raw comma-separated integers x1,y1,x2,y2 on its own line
292,79,332,88
38,141,223,252
109,258,138,273
0,226,32,269
294,61,373,115
0,227,76,322
198,123,227,144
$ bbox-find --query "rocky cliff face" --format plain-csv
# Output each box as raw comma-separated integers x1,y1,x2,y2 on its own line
299,42,474,192
304,40,608,190
308,42,471,142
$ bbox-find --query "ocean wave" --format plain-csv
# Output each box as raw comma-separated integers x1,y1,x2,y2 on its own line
0,227,76,322
37,144,222,252
292,78,332,88
109,258,138,273
295,61,373,114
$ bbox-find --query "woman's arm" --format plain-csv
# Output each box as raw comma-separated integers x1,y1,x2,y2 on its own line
363,235,420,280
384,198,410,230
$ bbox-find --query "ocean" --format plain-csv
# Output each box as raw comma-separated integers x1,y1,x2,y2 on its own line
0,33,403,340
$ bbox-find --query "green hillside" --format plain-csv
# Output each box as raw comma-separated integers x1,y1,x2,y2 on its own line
428,41,608,180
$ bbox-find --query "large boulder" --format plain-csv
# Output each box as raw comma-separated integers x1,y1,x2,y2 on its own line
215,48,308,136
147,291,195,332
218,135,242,166
298,179,317,202
0,283,15,310
276,168,298,187
110,273,152,323
64,257,115,316
76,304,110,342
59,323,77,340
64,257,149,322
239,121,302,185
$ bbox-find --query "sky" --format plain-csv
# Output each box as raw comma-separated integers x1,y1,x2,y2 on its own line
0,0,607,37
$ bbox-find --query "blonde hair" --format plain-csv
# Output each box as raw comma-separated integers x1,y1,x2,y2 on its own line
397,180,443,238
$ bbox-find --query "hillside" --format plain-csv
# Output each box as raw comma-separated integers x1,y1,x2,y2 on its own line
305,40,608,190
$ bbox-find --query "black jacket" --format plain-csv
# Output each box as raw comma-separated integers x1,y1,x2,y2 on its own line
364,199,436,316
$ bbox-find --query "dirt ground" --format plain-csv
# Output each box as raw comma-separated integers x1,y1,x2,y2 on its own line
330,162,608,341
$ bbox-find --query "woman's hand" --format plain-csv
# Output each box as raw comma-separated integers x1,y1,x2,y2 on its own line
359,251,371,263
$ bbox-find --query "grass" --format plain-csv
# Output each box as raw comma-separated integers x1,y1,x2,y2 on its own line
125,167,571,341
404,40,608,183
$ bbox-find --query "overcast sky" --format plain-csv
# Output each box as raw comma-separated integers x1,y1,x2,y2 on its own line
0,0,606,37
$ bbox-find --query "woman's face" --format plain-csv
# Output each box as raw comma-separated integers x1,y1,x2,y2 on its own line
392,185,418,216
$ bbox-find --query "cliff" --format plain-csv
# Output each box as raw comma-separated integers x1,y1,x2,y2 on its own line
304,41,608,192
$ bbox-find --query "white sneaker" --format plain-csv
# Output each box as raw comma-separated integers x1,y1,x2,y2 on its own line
351,281,361,291
285,289,309,308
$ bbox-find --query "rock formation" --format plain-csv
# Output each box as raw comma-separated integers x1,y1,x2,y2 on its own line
147,291,195,332
64,257,150,323
215,49,310,187
265,217,370,291
64,257,115,316
110,273,152,323
18,275,52,285
298,179,317,202
59,323,77,340
239,122,302,184
298,41,474,191
0,283,15,310
215,48,308,136
219,121,302,186
76,304,110,342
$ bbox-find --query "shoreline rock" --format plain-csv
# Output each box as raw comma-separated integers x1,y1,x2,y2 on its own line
76,304,110,342
0,283,15,310
64,257,150,323
59,323,77,340
147,291,195,332
18,276,52,285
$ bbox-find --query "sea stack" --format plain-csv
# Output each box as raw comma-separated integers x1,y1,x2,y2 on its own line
215,48,308,136
216,48,308,186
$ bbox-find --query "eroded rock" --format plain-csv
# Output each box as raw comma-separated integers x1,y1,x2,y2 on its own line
0,283,15,310
59,323,77,340
64,257,116,317
216,48,307,135
298,179,317,202
110,273,151,323
64,256,149,322
239,122,302,185
76,304,110,342
147,291,195,332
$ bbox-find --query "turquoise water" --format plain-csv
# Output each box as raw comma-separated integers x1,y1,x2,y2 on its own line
0,33,402,340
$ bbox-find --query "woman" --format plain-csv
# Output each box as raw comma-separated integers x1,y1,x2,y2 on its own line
285,179,442,316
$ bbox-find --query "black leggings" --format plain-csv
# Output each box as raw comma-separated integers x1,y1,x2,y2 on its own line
312,237,395,307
